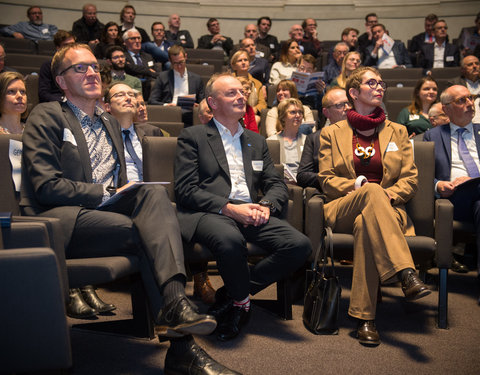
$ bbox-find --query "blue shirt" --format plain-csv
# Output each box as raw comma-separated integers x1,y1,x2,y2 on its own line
1,21,57,41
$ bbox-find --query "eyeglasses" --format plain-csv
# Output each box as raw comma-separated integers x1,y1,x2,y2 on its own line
172,60,186,66
445,95,477,106
287,110,303,116
362,78,387,91
327,101,351,110
111,91,135,99
59,63,100,75
435,26,448,30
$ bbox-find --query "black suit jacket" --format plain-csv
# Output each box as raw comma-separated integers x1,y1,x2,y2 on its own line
72,17,104,44
38,59,63,103
174,120,288,241
297,129,321,190
418,42,460,70
20,101,127,246
148,69,205,105
134,123,167,138
124,50,159,79
197,34,234,55
165,29,194,49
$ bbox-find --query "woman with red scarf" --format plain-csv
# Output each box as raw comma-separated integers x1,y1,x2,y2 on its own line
318,67,431,347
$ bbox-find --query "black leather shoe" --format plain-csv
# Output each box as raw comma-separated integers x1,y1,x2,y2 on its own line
216,306,250,342
165,340,242,375
401,269,431,300
80,285,116,313
156,297,217,337
66,288,97,319
451,259,469,273
207,287,233,323
356,320,380,346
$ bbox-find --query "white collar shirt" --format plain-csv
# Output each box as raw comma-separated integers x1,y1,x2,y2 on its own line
377,48,397,69
122,124,143,182
172,68,189,105
433,41,446,68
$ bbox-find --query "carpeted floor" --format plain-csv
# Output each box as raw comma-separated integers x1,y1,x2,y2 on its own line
66,265,480,375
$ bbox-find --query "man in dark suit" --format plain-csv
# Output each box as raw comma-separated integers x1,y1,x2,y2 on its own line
418,20,460,71
166,14,194,49
197,18,233,56
364,24,412,68
409,14,438,56
240,37,270,85
423,85,480,285
148,45,204,126
174,73,312,341
20,43,239,375
71,4,104,50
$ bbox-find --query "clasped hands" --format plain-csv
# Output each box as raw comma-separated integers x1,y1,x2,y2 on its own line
222,202,270,227
437,176,472,197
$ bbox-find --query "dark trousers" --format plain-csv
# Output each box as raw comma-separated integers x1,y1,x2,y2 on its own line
67,184,186,314
449,180,480,272
193,214,311,301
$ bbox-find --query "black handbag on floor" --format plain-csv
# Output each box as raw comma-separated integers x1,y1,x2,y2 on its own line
303,227,341,335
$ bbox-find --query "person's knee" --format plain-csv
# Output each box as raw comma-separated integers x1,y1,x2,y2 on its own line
207,230,247,258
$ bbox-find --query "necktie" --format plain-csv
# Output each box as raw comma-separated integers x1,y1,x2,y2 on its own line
122,129,143,177
457,128,480,177
134,54,143,66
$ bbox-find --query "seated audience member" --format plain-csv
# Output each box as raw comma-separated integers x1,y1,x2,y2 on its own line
457,12,480,56
418,20,460,71
106,46,142,93
72,4,104,49
165,14,194,49
236,76,259,133
197,18,233,57
364,24,412,68
256,16,280,61
38,30,75,103
297,87,351,189
21,43,240,374
427,102,450,127
330,51,362,88
1,6,57,41
94,21,123,59
266,79,314,137
423,85,480,287
237,24,271,61
342,27,359,53
104,83,165,182
296,54,326,114
409,14,438,56
197,98,212,125
269,39,302,85
240,38,270,85
319,66,431,346
174,73,312,342
267,98,306,181
302,18,322,56
324,42,349,85
142,22,172,67
98,64,112,110
119,5,150,43
230,50,266,122
448,55,480,123
149,45,204,126
123,28,159,98
358,13,378,58
288,24,318,57
0,44,17,74
397,76,438,136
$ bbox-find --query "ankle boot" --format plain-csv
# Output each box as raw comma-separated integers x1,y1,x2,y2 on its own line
66,288,97,319
80,285,116,313
193,272,216,305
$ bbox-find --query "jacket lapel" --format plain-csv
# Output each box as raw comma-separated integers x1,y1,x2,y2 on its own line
335,120,356,178
168,70,175,99
206,120,230,177
240,131,254,195
440,124,452,170
473,123,480,160
377,121,391,158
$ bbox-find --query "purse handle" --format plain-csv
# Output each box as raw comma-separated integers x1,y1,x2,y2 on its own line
312,227,335,277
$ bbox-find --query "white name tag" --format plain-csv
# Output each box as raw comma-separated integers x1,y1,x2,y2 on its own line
9,139,22,192
446,56,454,62
147,60,154,67
409,114,420,121
41,28,49,34
270,43,275,49
63,128,77,146
252,160,263,171
180,35,185,39
386,142,398,152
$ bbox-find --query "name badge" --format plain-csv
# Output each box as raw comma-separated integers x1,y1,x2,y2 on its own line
63,128,77,146
409,114,420,121
41,28,48,34
446,56,454,62
252,160,263,171
386,142,398,152
9,139,22,192
270,43,275,49
180,35,185,39
147,60,154,67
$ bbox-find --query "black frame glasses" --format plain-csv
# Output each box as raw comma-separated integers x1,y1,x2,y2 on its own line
59,63,100,76
363,78,387,91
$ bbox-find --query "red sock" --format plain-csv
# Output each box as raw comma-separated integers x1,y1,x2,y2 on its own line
233,296,250,312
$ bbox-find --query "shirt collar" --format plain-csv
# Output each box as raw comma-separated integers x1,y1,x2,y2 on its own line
450,122,474,135
213,117,244,139
173,67,188,79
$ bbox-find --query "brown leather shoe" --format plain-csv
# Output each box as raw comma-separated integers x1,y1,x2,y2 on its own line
401,269,431,300
193,272,216,305
356,320,380,346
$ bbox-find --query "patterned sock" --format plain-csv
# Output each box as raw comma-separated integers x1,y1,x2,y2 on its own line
163,274,186,305
233,296,250,312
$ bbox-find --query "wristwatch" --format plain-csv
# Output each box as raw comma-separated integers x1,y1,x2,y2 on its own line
259,199,277,214
106,186,117,197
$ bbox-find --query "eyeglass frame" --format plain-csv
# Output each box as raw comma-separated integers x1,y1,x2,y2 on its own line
327,101,352,110
58,63,100,76
362,78,387,91
444,94,477,106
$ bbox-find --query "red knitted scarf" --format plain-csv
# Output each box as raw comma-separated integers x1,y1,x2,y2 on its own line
347,107,386,131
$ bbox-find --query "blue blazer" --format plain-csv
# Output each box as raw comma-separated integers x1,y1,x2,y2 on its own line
423,123,480,185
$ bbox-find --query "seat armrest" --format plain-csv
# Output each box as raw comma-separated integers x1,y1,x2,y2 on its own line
287,185,304,232
434,199,453,268
305,195,325,254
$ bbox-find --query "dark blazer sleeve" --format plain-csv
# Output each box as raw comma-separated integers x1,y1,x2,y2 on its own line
148,71,172,105
394,42,412,67
297,131,321,189
409,32,424,53
363,45,377,66
124,51,158,79
189,73,205,103
181,30,194,48
38,60,63,103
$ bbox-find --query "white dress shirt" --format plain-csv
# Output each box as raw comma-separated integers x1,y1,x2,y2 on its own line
213,118,252,203
376,48,397,69
172,68,189,105
433,41,446,68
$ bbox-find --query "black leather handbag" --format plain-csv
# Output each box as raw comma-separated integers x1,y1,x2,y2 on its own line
303,227,341,335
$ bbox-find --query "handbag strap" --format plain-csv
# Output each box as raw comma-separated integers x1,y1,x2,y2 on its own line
321,227,336,277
